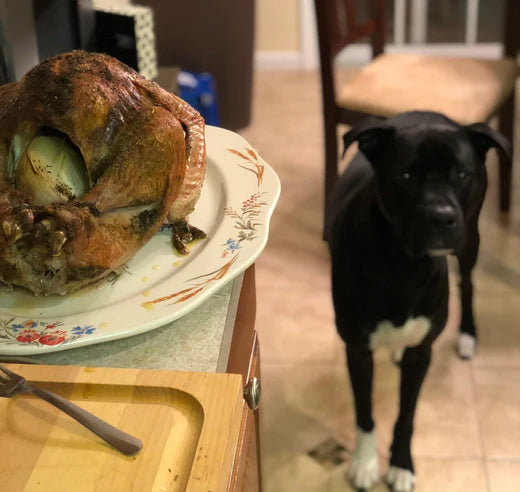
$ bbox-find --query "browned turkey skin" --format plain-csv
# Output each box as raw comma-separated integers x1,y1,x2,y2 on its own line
0,51,206,296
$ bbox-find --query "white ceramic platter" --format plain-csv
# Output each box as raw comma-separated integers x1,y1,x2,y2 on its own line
0,126,280,355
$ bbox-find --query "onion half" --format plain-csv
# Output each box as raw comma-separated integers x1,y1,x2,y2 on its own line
15,135,88,205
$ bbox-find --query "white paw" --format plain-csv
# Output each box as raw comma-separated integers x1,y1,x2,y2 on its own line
457,333,476,359
387,466,415,492
347,427,379,489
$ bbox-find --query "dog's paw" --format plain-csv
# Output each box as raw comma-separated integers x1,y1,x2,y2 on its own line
347,427,379,490
387,466,415,492
348,456,379,490
457,333,476,360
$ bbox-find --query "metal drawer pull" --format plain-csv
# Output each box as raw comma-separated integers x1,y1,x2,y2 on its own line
243,376,261,410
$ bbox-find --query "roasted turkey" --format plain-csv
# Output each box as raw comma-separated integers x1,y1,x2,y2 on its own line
0,51,206,295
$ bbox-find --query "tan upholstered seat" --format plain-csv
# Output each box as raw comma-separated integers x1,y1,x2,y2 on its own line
337,54,519,125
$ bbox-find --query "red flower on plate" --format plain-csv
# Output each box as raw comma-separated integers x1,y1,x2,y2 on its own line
39,332,66,346
16,329,41,343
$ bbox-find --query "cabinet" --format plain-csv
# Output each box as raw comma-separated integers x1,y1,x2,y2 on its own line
226,265,263,491
138,0,255,130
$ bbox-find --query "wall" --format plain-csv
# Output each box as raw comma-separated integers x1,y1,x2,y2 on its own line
255,0,301,68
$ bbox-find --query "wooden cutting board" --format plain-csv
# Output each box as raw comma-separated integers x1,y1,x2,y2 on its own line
0,364,244,492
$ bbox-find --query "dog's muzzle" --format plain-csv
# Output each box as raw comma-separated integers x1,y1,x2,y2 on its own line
409,203,464,257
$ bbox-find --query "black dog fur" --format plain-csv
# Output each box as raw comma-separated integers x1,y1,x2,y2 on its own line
326,111,510,491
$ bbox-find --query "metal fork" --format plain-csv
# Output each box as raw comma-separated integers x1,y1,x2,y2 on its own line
0,364,142,455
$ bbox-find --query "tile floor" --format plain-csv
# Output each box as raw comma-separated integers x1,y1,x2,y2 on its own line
240,70,520,491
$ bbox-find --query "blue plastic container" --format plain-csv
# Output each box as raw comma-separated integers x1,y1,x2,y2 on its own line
178,70,221,126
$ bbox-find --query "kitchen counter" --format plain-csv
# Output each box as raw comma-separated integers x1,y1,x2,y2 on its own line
5,274,244,373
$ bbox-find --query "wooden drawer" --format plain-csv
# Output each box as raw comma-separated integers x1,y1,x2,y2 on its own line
226,265,257,384
228,334,262,492
226,265,263,491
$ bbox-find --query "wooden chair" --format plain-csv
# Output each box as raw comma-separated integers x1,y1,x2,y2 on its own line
315,0,520,224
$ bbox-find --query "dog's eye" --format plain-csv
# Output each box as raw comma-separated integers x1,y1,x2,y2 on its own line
458,170,467,179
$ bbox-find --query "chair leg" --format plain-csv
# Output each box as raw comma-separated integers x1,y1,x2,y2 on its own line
498,93,515,212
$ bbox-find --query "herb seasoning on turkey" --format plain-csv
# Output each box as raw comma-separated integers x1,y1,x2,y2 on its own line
0,51,206,296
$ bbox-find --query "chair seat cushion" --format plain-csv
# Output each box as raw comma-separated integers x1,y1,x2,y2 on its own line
337,53,519,124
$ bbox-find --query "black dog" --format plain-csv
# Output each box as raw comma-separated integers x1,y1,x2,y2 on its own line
326,111,510,491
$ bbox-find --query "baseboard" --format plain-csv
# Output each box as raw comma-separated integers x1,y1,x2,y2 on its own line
254,50,302,70
254,43,504,71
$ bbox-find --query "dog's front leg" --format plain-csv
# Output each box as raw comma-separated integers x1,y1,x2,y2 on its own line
457,216,480,359
388,344,432,492
346,344,379,490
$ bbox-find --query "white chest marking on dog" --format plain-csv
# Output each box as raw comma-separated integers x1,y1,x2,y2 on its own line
348,427,379,490
370,316,431,351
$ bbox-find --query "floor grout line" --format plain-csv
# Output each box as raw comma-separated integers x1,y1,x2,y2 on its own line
469,357,493,492
471,364,520,371
485,457,520,462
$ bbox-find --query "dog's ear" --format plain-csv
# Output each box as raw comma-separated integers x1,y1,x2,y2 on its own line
464,122,512,162
342,117,395,162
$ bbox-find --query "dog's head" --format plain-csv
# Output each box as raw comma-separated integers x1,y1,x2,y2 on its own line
343,112,511,257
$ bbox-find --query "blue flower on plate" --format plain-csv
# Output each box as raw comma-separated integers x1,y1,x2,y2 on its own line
9,323,25,332
71,325,96,335
224,238,241,251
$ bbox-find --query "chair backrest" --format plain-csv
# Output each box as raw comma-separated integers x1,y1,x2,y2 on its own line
314,0,385,62
314,0,385,118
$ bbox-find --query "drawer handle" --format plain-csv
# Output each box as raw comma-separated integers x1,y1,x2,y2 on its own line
243,376,261,410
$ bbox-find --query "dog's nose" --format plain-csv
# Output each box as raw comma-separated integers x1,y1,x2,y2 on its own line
427,205,459,229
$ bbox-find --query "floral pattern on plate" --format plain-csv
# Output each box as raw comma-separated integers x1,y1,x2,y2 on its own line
0,318,96,347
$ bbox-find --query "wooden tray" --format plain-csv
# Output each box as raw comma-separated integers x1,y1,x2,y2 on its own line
0,364,244,492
